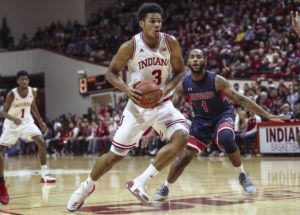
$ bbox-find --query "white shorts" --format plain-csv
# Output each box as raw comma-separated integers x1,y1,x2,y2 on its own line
0,123,42,146
110,99,188,156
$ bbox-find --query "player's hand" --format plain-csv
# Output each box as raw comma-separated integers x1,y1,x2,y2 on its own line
39,121,49,133
268,115,290,122
13,118,22,125
156,89,165,105
126,81,141,105
291,11,300,33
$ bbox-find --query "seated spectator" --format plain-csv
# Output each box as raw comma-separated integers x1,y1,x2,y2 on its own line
235,110,248,153
280,103,293,116
242,112,262,156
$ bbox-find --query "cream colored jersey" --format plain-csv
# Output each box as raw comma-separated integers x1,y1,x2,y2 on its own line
127,32,172,98
3,87,34,128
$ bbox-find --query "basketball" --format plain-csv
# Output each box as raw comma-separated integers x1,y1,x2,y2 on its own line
134,80,162,109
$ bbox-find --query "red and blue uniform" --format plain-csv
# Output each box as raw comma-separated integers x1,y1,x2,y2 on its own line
182,72,236,153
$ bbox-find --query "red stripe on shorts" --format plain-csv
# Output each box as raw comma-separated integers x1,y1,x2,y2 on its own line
166,119,186,128
112,140,136,149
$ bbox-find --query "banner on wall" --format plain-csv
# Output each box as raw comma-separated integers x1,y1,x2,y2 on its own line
258,122,300,154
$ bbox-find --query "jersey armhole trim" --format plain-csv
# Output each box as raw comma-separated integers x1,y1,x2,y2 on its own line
164,33,172,54
11,89,17,99
129,38,136,61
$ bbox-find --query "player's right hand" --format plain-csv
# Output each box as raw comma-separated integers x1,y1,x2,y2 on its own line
39,121,49,134
126,82,141,105
291,11,300,35
13,118,22,125
291,11,300,25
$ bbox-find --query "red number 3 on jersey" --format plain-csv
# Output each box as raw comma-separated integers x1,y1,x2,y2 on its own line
152,70,162,85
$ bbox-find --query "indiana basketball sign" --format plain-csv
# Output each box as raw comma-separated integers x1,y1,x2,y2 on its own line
258,122,300,154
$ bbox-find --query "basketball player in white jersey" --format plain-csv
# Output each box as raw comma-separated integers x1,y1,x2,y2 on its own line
67,2,189,211
0,70,56,205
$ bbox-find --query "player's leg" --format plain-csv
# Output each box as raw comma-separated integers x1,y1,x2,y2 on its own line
151,129,188,170
0,127,19,205
153,119,213,201
126,102,188,203
215,115,256,194
67,150,125,211
0,146,5,180
31,134,56,183
90,151,124,180
68,108,146,211
153,127,207,201
31,135,46,165
24,123,56,183
150,102,189,170
166,147,198,184
0,145,9,205
126,129,188,204
153,146,197,201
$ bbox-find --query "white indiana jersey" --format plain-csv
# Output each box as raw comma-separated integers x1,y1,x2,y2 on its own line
3,87,34,127
127,32,172,98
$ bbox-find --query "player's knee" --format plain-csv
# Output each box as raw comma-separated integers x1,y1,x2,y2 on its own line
217,129,237,154
34,139,45,148
172,129,189,147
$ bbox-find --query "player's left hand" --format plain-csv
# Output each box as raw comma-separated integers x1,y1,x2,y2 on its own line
268,115,290,122
40,121,49,133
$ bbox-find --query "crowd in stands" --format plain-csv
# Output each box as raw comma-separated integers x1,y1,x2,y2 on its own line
0,0,298,80
0,18,14,50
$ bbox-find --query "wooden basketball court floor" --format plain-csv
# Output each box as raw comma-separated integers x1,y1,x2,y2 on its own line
0,155,300,215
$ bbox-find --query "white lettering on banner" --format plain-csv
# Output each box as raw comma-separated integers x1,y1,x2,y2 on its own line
259,124,300,154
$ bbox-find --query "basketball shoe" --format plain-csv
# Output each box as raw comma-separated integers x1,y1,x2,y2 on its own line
0,183,9,205
153,184,169,201
40,173,56,183
126,180,150,204
239,172,256,194
67,182,95,211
